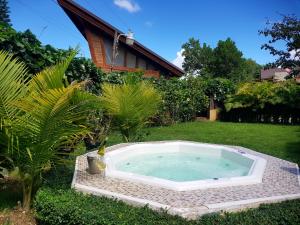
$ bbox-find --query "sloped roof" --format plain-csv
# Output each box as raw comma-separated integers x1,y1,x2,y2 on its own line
57,0,184,76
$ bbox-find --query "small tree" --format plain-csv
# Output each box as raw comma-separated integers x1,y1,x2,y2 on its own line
259,15,300,76
100,76,161,142
0,51,101,210
0,0,11,25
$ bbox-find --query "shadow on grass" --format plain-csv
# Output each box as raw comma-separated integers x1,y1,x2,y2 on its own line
42,164,75,189
285,128,300,166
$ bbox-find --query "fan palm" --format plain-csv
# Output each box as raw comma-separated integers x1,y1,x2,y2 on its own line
0,51,101,210
100,77,161,142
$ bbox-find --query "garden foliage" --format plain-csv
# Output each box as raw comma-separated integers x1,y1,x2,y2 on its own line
34,188,300,225
101,75,161,142
0,51,101,210
151,76,235,124
224,81,300,124
0,23,71,74
153,77,209,122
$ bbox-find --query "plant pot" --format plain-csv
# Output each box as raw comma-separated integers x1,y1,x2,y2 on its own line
87,154,106,176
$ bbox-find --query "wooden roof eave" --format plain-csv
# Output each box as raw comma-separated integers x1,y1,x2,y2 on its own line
57,0,184,77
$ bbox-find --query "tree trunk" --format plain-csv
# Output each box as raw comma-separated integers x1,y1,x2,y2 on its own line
22,180,33,211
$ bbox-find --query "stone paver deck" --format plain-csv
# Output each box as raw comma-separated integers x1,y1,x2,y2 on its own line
72,141,300,219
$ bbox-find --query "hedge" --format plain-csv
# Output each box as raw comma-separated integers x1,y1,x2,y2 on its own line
34,188,300,225
224,81,300,124
34,188,190,225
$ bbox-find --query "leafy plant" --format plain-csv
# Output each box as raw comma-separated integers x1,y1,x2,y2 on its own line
153,77,209,122
65,57,105,94
34,188,300,225
101,77,161,142
0,51,101,210
34,188,190,225
203,77,236,109
0,23,71,75
224,81,300,124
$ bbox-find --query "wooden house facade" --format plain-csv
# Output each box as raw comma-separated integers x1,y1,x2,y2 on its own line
58,0,184,78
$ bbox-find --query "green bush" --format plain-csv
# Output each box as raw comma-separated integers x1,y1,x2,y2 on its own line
203,77,236,105
66,57,104,94
34,188,190,225
0,23,71,74
153,77,209,122
223,81,300,124
150,76,235,123
34,188,300,225
199,200,300,225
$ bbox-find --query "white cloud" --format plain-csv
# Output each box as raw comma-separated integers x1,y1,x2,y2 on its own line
113,0,140,13
145,21,153,27
172,49,185,69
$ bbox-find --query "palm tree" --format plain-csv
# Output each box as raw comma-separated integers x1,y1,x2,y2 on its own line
0,51,101,210
100,77,161,142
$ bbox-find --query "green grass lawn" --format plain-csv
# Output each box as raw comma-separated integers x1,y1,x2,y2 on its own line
108,121,300,165
1,121,300,224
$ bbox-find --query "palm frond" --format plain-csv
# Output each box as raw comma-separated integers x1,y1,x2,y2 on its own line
0,51,28,124
28,51,77,93
101,80,161,141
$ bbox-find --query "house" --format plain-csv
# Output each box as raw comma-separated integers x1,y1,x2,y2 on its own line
58,0,184,78
260,68,291,82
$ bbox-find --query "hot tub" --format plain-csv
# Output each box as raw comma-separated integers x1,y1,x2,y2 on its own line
104,141,266,191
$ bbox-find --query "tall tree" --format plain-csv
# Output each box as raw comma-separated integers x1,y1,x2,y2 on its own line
182,38,214,76
211,38,244,80
0,0,11,25
181,37,260,82
259,15,300,76
241,58,262,81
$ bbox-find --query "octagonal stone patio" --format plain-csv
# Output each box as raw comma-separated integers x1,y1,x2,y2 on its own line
72,141,300,219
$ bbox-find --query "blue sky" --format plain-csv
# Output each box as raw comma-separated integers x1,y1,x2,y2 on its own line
9,0,300,67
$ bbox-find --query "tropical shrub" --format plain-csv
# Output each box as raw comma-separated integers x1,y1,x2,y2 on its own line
101,76,161,142
224,81,300,124
0,51,101,210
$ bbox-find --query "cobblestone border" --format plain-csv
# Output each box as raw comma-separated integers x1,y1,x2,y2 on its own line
72,141,300,219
